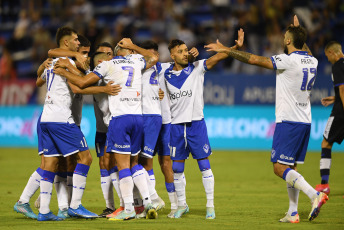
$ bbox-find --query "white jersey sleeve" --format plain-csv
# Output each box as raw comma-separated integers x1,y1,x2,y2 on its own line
142,63,161,115
159,63,172,124
270,51,318,123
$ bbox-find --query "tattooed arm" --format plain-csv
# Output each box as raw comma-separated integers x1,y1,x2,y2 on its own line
205,40,274,69
118,38,158,69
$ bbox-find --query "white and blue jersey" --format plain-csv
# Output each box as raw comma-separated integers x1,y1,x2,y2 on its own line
40,57,89,157
93,54,146,155
163,60,212,160
270,51,318,165
141,62,163,158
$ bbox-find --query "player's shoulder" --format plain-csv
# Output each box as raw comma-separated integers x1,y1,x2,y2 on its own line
333,58,344,69
126,54,144,61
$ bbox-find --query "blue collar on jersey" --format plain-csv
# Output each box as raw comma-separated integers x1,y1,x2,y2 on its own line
164,63,195,89
156,62,162,74
290,51,310,56
112,56,127,60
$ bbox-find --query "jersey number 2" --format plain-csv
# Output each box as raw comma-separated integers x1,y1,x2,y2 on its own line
300,68,316,91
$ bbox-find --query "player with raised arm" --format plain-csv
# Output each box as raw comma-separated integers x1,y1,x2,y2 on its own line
205,15,328,222
315,41,344,195
53,38,159,220
159,30,243,219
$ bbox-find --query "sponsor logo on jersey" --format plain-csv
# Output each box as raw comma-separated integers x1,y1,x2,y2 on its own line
169,90,192,100
301,59,314,64
280,154,294,161
295,102,308,107
152,96,160,100
271,149,276,158
119,98,141,102
114,143,130,148
144,146,154,153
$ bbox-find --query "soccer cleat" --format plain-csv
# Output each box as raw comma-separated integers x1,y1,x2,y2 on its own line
167,209,177,218
315,184,330,195
174,205,189,218
279,212,299,223
108,210,136,221
57,208,70,219
34,195,40,209
106,206,124,218
152,197,165,212
99,208,114,218
14,201,38,219
145,203,158,219
206,207,215,219
308,192,329,221
37,212,64,221
68,204,98,219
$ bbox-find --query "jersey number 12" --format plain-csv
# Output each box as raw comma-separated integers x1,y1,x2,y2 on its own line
300,68,316,91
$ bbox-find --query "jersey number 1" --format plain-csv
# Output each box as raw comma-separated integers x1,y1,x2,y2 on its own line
300,68,316,91
46,69,55,91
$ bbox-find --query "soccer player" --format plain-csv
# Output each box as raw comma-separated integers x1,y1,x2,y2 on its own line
205,15,328,222
95,42,114,57
158,31,243,219
53,38,159,220
315,41,344,195
38,26,98,221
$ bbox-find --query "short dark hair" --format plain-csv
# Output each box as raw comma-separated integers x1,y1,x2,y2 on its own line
78,34,91,47
286,26,307,49
90,52,108,71
55,26,78,47
95,42,114,53
140,40,158,51
325,41,341,51
168,39,185,52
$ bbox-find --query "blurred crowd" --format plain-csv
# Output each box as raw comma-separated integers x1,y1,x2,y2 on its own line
1,0,344,81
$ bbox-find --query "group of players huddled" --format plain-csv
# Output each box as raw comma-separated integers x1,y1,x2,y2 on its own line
13,15,344,223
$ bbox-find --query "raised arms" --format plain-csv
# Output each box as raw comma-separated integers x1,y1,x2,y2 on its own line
118,38,158,69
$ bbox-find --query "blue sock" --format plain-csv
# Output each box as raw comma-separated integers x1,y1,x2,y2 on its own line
172,162,185,173
165,182,175,192
282,168,292,181
198,159,211,171
36,167,44,177
41,170,56,183
131,164,144,175
100,169,109,177
119,168,132,180
74,164,90,177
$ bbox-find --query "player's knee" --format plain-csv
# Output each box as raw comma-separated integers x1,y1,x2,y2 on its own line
273,163,285,178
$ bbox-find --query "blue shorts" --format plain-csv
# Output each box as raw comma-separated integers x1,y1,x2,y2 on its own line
170,119,212,160
95,131,107,157
141,115,162,158
106,115,143,155
155,123,171,157
40,122,89,157
271,121,311,165
37,114,43,155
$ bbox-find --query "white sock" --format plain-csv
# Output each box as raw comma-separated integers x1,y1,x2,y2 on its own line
101,175,115,210
143,169,159,201
19,170,41,203
174,172,187,207
132,169,152,207
287,182,299,215
133,185,143,207
168,192,178,210
110,171,124,207
70,174,87,209
285,169,318,200
119,176,134,213
54,175,69,210
39,180,53,214
67,175,73,205
202,169,214,208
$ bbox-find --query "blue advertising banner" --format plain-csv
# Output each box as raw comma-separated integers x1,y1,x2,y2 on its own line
0,105,343,152
203,73,333,106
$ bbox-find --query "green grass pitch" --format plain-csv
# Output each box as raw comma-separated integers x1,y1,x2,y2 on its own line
0,148,343,229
